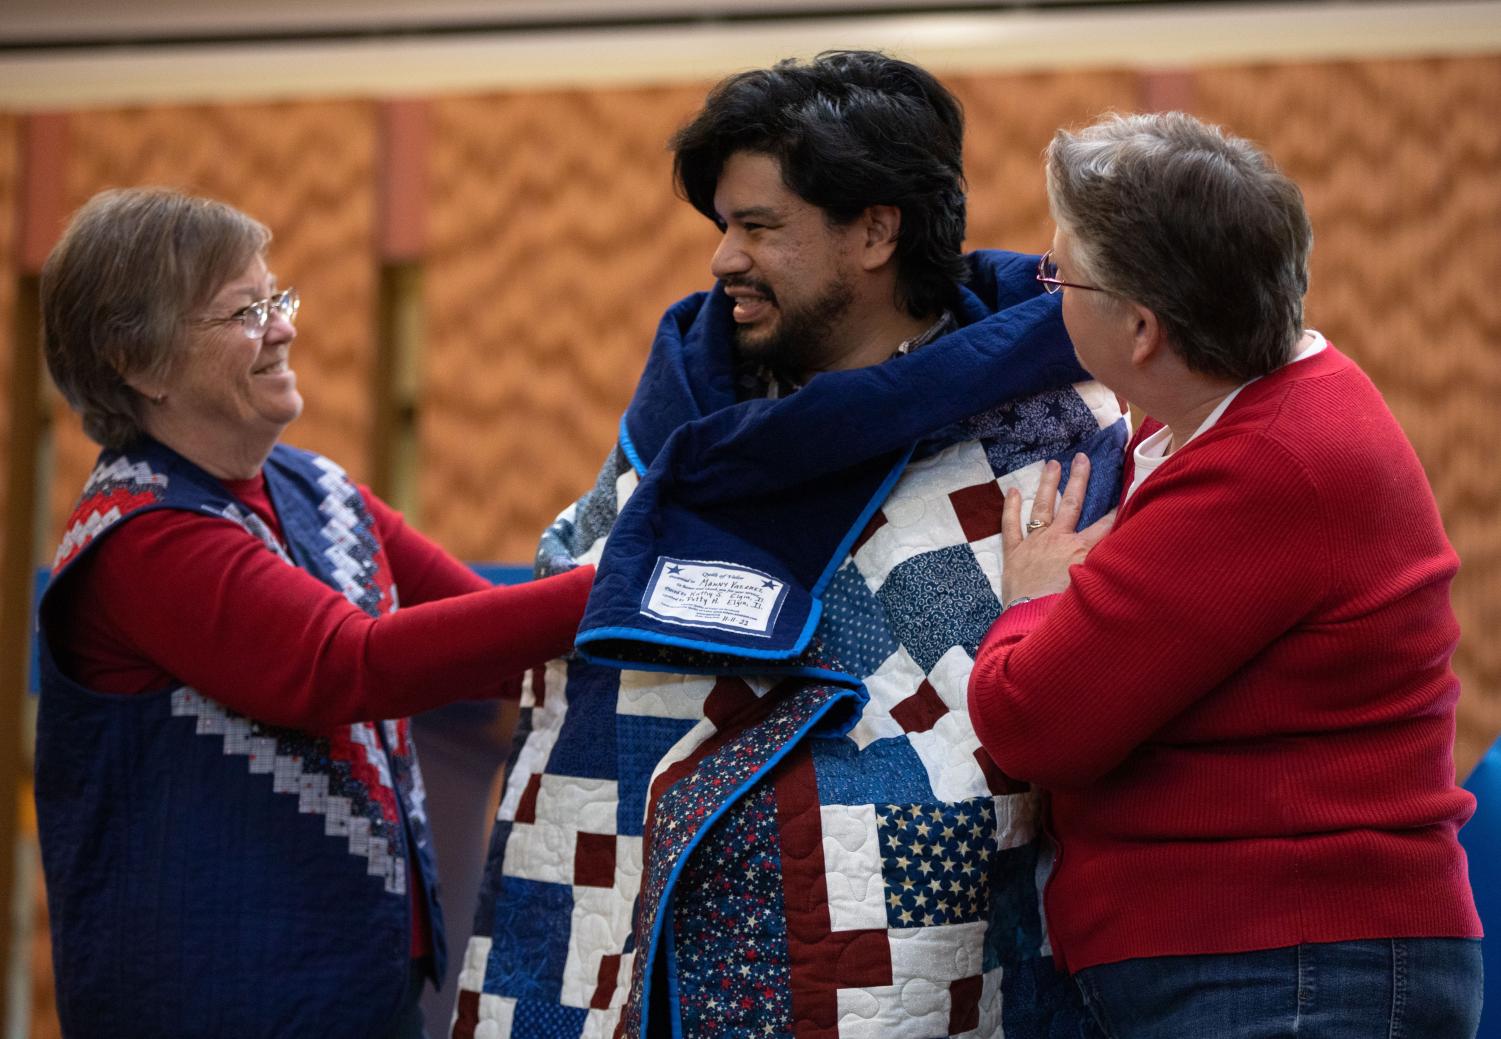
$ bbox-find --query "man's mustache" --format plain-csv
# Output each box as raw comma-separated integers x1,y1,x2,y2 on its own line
722,277,778,304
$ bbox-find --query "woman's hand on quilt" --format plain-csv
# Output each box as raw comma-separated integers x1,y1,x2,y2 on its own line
1000,453,1114,605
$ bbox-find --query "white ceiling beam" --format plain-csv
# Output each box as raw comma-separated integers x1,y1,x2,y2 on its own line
1,1,1498,109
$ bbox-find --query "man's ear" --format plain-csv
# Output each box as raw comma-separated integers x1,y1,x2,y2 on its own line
858,204,902,271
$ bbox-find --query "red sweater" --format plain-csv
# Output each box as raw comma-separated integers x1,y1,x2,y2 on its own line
51,476,592,721
967,345,1481,972
49,475,594,959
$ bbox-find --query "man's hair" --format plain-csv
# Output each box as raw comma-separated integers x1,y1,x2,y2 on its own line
1046,111,1312,382
42,187,270,448
671,50,967,318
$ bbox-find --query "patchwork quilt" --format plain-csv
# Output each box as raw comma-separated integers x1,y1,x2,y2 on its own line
454,251,1126,1039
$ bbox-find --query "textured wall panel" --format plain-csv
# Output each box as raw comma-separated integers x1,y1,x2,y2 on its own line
0,114,17,562
1194,56,1501,771
2,116,63,1039
950,68,1141,255
48,100,377,545
423,85,716,561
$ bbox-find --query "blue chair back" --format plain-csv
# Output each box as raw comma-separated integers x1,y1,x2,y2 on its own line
1462,738,1501,1037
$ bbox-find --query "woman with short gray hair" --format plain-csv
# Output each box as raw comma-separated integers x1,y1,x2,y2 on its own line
968,113,1482,1037
35,187,594,1037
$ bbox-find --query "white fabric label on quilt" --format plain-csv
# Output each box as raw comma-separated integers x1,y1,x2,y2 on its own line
640,556,788,637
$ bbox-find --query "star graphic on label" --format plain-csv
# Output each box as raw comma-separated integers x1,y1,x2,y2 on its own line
761,579,776,589
666,564,683,574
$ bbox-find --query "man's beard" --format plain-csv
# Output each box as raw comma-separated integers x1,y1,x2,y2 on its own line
732,275,856,381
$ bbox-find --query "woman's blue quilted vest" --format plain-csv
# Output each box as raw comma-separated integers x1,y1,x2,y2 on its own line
35,439,444,1037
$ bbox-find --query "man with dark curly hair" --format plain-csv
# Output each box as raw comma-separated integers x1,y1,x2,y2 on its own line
669,50,970,393
457,51,1126,1039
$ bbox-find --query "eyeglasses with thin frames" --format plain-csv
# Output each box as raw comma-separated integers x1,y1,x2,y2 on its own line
1036,251,1102,295
197,288,300,339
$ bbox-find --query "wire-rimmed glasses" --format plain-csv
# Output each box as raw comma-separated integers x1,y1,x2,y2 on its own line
198,288,300,339
1036,251,1101,295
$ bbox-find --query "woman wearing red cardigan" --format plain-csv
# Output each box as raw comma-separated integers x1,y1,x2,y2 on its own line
967,113,1481,1037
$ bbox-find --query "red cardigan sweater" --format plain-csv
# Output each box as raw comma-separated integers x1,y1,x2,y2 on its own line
968,344,1481,972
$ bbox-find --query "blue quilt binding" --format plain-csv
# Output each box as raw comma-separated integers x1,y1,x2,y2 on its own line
578,250,1085,669
577,442,915,667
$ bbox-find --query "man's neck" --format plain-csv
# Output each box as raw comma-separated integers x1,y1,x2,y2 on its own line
813,308,945,377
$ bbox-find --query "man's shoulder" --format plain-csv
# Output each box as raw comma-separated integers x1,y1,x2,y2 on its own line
965,248,1038,274
958,249,1046,318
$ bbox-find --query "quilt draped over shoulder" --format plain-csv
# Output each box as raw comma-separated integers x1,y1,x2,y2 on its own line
454,251,1127,1039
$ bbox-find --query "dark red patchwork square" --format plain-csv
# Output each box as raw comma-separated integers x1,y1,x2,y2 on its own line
704,676,759,730
452,989,480,1038
591,952,622,1009
851,509,889,555
514,772,543,824
833,928,895,989
949,974,983,1033
948,481,1006,544
889,680,949,734
573,831,617,888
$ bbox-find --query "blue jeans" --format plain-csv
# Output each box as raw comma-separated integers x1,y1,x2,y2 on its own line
1073,939,1483,1038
